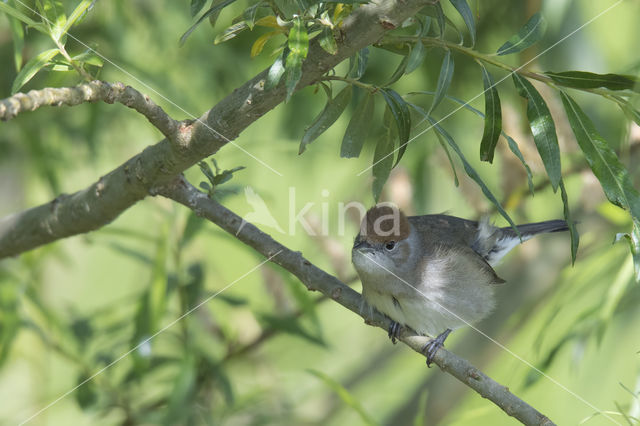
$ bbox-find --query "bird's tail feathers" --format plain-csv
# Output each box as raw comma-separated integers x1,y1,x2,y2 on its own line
504,220,569,238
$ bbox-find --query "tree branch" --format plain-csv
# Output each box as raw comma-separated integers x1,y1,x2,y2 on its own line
0,81,178,139
0,0,432,259
156,175,555,426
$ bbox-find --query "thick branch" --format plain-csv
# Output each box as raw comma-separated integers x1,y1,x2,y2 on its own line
0,81,178,139
0,0,431,259
156,176,555,426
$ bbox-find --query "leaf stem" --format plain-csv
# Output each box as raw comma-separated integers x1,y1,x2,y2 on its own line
381,35,627,100
53,38,93,81
319,75,378,92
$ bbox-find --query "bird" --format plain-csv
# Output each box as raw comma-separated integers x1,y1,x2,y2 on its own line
351,204,569,365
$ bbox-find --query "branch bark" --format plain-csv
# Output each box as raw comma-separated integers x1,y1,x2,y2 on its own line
0,81,178,139
156,175,555,426
0,0,431,259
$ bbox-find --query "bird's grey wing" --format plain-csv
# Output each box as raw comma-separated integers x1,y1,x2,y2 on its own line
456,244,505,285
408,214,479,246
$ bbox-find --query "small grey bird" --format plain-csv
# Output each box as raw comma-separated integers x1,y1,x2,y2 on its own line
351,205,569,365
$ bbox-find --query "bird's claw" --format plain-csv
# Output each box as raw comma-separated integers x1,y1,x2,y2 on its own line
422,329,452,367
388,321,402,344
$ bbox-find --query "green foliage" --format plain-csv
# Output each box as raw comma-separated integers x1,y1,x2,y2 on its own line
372,107,396,202
426,115,518,233
428,49,455,114
198,158,245,198
2,0,101,93
1,1,640,425
546,71,640,92
448,0,476,46
340,89,375,158
496,12,546,56
300,84,352,154
512,73,562,192
284,15,309,101
308,369,379,426
478,63,502,163
380,88,411,167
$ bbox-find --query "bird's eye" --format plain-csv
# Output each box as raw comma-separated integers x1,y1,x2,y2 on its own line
385,241,396,251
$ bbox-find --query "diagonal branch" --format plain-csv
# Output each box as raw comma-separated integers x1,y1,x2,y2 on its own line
0,0,431,260
156,175,555,426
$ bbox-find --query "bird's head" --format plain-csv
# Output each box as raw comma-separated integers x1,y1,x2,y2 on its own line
352,204,412,274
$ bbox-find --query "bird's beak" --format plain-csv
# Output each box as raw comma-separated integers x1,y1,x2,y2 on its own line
353,239,374,254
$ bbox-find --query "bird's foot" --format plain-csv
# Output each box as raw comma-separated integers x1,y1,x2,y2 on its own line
422,329,452,367
387,321,403,344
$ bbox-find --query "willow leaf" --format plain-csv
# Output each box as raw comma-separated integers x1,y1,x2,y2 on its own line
479,64,502,163
497,13,546,56
513,73,561,191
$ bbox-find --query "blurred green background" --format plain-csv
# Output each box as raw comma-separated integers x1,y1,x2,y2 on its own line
1,0,639,424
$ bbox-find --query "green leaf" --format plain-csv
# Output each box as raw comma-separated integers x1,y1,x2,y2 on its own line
214,21,248,44
504,134,535,195
71,50,103,69
259,313,325,346
427,116,518,233
211,166,245,186
340,91,375,158
407,101,458,186
0,280,20,367
546,71,640,92
11,48,60,94
8,13,24,73
372,107,396,201
599,251,634,321
0,2,47,33
559,179,579,264
429,49,454,114
349,47,369,79
265,48,286,89
180,0,237,45
619,102,640,127
38,0,67,42
512,73,561,191
406,42,426,75
164,356,197,424
319,27,338,55
380,89,411,166
408,91,534,193
148,231,169,330
300,85,352,154
243,1,263,29
405,17,430,74
284,15,309,101
435,2,445,38
436,130,459,187
272,266,321,328
448,0,476,46
560,91,640,222
413,390,429,426
75,374,98,409
385,54,408,86
497,13,546,56
62,0,94,35
479,64,502,163
190,0,208,17
615,223,640,282
181,211,205,249
308,369,379,426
